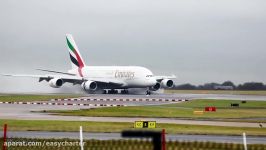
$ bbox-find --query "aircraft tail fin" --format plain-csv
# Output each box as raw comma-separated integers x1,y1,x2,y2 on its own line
66,34,86,69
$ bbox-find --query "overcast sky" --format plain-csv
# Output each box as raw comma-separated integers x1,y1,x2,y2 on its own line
0,0,266,93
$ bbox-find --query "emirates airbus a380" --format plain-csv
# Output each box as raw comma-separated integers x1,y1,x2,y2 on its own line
2,34,176,95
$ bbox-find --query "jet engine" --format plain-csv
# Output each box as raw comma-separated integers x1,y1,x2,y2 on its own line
150,82,161,91
49,78,63,88
81,81,98,91
161,79,174,88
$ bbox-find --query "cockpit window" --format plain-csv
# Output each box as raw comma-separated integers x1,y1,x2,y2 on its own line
146,75,153,77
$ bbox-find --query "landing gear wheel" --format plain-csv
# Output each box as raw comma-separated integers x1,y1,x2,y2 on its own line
121,89,129,94
146,90,151,95
108,89,114,94
108,89,118,94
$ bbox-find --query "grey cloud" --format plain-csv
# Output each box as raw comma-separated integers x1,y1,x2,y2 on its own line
0,0,266,93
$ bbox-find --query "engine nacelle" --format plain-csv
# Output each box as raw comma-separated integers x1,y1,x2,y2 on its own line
149,82,161,91
161,79,174,88
49,78,63,88
81,81,97,91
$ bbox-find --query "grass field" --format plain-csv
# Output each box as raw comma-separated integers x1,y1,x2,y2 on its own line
48,99,266,122
0,94,82,102
165,90,266,95
1,119,266,136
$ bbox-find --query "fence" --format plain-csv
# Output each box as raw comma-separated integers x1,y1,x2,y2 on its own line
1,138,266,150
1,124,266,150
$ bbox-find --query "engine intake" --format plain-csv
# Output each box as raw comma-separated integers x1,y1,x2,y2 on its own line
81,81,98,91
49,78,63,88
161,79,174,88
150,82,161,91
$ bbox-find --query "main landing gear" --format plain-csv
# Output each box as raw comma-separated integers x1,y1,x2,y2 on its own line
103,89,128,94
146,90,151,95
107,89,118,94
121,89,129,94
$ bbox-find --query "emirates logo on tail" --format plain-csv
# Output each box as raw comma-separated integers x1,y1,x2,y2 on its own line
66,34,86,77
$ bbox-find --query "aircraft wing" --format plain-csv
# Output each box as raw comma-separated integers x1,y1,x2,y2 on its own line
1,74,84,84
1,74,124,86
1,74,46,78
154,75,177,82
35,69,125,86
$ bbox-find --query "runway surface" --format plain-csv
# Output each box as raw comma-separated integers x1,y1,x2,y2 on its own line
3,131,266,144
0,104,264,128
70,93,266,101
0,93,266,127
1,93,266,143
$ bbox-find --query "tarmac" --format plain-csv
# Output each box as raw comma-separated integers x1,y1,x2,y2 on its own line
65,93,266,101
1,93,266,143
0,93,266,127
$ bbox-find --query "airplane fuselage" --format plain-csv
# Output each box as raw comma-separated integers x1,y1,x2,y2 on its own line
69,66,157,89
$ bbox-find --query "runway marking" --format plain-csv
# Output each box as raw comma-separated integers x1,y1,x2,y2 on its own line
0,101,126,107
50,98,189,102
0,98,188,108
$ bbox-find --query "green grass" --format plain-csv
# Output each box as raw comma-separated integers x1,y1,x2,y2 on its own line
1,119,266,136
165,90,266,95
0,94,82,102
48,99,266,121
0,119,129,133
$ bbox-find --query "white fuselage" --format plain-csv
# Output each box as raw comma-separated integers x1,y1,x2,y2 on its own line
69,66,157,89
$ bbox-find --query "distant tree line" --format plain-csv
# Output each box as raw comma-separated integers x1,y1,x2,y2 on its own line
174,81,266,90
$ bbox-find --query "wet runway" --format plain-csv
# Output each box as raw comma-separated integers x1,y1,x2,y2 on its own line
3,131,266,144
0,104,264,127
0,93,266,143
0,93,266,127
84,93,266,101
